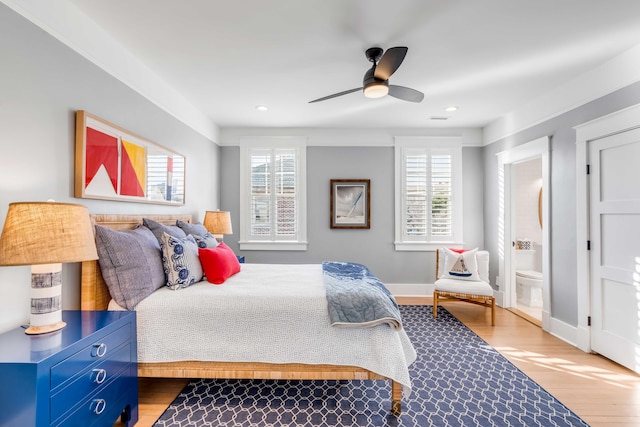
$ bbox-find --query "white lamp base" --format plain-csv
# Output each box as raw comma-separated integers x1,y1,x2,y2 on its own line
27,263,66,335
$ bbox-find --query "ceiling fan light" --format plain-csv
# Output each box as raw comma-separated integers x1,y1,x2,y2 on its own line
364,82,389,98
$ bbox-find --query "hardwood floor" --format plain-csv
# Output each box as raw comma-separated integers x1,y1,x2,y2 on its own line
118,298,640,426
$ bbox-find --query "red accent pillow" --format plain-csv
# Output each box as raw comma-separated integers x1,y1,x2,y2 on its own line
198,242,241,284
448,248,468,254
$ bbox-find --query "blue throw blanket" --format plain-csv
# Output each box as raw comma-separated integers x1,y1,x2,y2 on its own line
322,261,402,330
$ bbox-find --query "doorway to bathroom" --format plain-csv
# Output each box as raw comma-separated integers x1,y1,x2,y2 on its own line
511,158,543,325
497,136,550,330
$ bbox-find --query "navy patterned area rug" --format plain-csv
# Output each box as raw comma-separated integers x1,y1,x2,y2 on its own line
153,306,589,426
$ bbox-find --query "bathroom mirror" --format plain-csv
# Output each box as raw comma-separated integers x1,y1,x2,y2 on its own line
538,188,543,228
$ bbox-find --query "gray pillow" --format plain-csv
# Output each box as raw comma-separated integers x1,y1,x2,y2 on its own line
143,217,186,245
95,224,165,310
176,219,208,236
176,219,219,248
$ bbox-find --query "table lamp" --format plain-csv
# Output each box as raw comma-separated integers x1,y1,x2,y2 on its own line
203,210,233,242
0,201,98,334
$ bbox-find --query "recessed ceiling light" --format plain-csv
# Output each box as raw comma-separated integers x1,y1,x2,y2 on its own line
255,105,269,111
445,106,458,112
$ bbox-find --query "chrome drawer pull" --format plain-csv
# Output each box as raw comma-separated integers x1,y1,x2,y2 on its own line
92,343,107,358
91,398,106,415
91,368,107,384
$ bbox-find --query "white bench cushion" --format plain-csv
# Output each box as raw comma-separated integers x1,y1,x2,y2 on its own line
434,278,494,297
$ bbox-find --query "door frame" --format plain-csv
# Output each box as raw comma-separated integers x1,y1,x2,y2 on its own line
496,136,551,330
574,103,640,352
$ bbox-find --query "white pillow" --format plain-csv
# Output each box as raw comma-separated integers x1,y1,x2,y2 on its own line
441,248,480,281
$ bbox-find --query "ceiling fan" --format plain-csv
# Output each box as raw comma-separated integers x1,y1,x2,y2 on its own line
309,46,424,104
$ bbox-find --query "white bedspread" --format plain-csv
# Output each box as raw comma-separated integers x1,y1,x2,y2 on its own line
110,263,416,392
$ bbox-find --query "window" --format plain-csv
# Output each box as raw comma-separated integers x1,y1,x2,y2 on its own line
394,137,463,251
239,138,307,250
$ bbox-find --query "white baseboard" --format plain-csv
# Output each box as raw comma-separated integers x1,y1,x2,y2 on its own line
575,326,592,352
386,283,433,297
548,315,580,348
494,290,505,307
541,308,551,330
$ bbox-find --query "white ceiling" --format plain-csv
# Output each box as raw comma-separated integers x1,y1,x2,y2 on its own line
52,1,640,132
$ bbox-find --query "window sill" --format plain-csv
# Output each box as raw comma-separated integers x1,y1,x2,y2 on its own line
239,241,308,251
394,242,463,252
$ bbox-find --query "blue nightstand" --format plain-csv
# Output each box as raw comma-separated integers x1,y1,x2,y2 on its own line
0,310,138,427
237,255,245,263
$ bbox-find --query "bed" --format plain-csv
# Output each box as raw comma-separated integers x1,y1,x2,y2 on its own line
80,214,415,414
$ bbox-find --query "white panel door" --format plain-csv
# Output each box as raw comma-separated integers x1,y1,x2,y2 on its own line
589,128,640,374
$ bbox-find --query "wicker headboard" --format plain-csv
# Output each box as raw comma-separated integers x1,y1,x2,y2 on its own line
80,214,192,311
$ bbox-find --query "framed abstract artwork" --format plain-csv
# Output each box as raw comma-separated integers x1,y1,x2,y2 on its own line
330,179,370,229
74,111,185,205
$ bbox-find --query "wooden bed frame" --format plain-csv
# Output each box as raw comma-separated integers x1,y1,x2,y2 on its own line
80,214,403,414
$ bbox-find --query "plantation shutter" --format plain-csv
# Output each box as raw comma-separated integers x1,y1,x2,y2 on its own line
275,151,297,236
250,150,271,236
402,148,453,240
404,153,428,236
431,153,452,237
249,148,297,240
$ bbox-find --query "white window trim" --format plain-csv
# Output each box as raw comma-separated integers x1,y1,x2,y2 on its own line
394,136,463,251
238,137,308,251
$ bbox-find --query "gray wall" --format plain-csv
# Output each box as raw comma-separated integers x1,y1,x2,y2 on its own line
0,4,220,333
220,144,484,284
10,0,638,333
482,81,640,326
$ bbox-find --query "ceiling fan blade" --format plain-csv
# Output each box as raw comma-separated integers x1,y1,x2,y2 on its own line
388,85,424,103
374,47,408,80
309,87,362,103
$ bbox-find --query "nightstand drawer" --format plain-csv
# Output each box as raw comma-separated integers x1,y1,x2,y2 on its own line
57,364,137,427
50,343,132,424
50,323,131,390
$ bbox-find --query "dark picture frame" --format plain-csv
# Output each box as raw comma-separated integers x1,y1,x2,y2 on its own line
330,179,370,229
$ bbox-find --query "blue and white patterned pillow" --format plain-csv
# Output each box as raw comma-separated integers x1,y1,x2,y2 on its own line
161,232,203,290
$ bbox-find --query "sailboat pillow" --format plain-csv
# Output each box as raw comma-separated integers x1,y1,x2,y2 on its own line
441,247,480,281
